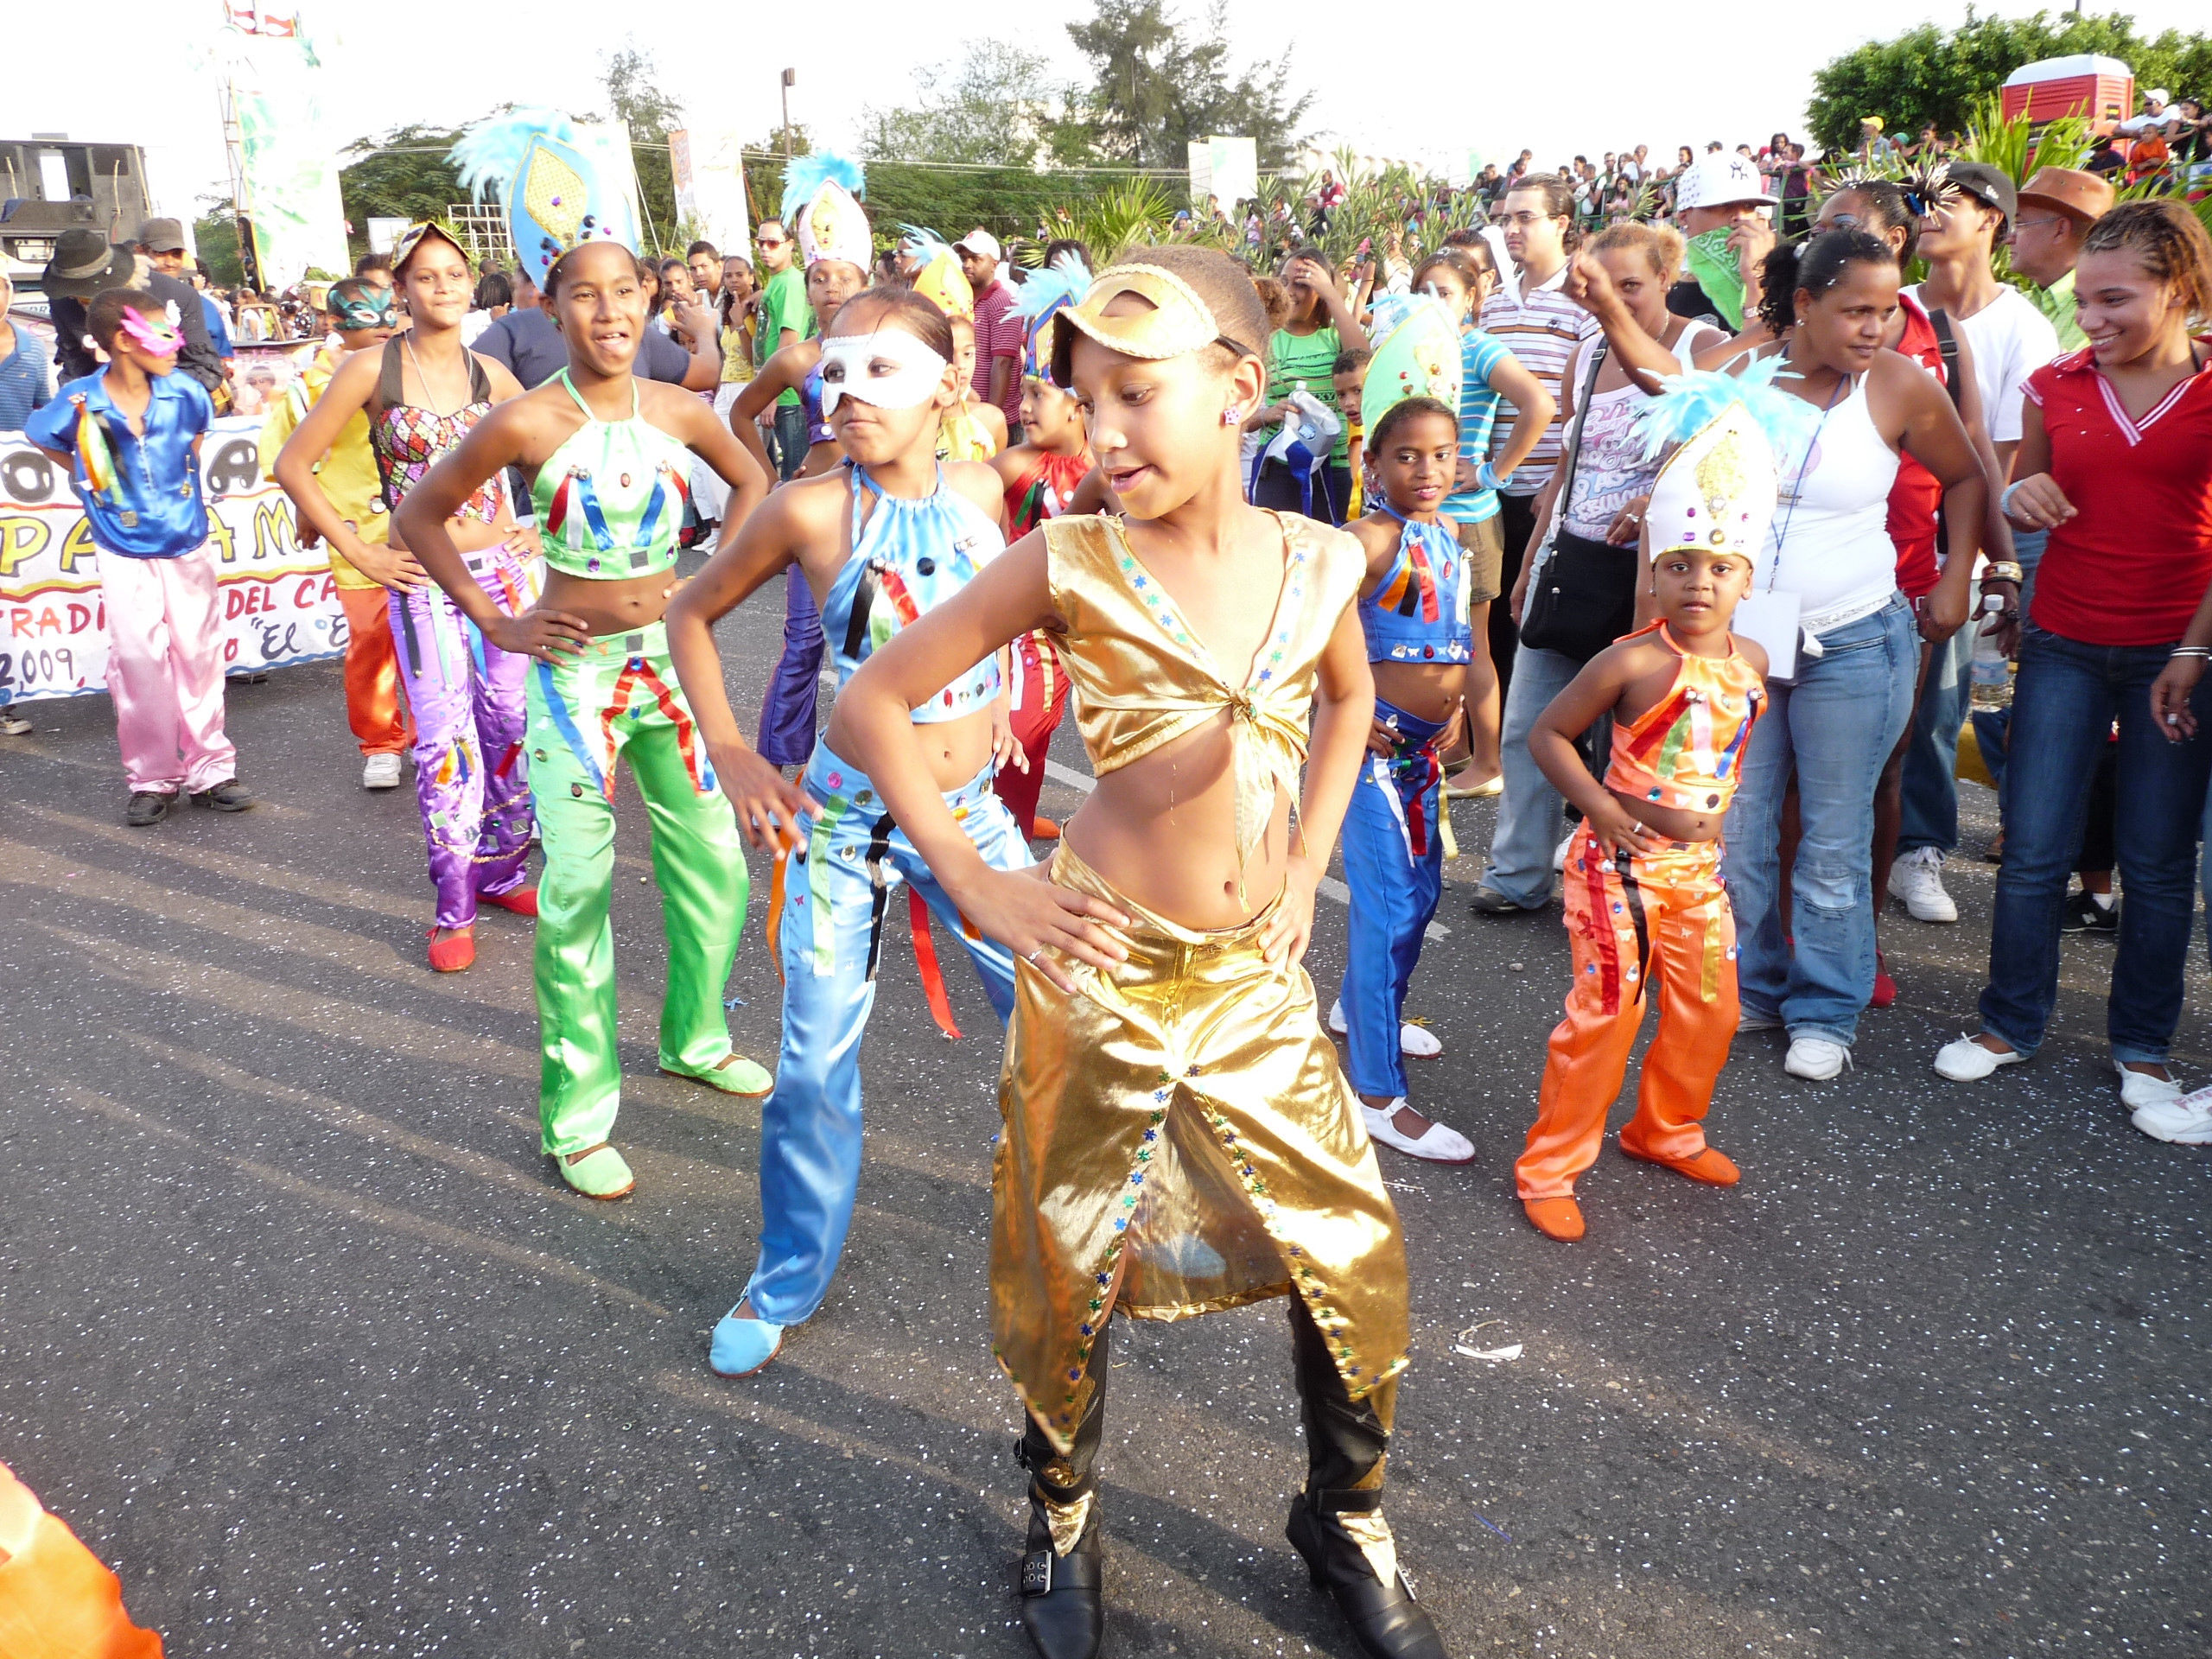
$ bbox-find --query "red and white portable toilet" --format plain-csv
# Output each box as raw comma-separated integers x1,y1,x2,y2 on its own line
2001,54,2134,132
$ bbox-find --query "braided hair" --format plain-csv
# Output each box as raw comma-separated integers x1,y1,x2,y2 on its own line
2082,200,2212,327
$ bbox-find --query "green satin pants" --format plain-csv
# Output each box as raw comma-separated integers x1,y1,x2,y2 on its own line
525,623,747,1156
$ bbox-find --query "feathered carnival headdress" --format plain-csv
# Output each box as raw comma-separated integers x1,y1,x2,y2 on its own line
898,226,973,321
1827,156,1960,220
781,154,870,272
1633,357,1821,564
1013,251,1094,384
451,109,639,276
1359,294,1464,439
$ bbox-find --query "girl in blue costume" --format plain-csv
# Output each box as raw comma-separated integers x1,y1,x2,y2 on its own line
397,236,772,1200
665,283,1029,1377
724,156,876,771
1332,296,1479,1166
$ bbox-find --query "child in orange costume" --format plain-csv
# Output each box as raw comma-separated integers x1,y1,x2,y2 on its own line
0,1461,162,1657
1517,371,1810,1242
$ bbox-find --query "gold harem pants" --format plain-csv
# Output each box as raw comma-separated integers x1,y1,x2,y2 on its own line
992,844,1410,1453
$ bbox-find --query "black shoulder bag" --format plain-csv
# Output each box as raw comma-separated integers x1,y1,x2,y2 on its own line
1516,342,1641,664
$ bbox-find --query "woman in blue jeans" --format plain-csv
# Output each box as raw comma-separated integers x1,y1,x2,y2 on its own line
1707,233,1987,1079
1936,201,2212,1141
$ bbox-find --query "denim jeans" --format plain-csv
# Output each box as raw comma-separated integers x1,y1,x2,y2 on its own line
772,401,810,482
1722,595,1918,1046
1897,622,1974,857
1977,624,2212,1065
1481,643,1586,907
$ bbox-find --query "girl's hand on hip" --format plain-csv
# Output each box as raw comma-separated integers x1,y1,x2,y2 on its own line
1260,857,1322,968
964,869,1131,993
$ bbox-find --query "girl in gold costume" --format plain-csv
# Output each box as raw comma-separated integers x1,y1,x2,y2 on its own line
836,246,1445,1659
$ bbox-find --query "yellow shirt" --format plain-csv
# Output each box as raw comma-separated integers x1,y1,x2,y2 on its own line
257,340,388,588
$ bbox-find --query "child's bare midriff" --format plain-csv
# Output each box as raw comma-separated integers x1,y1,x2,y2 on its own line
825,702,999,795
1064,715,1295,928
1370,658,1465,726
541,568,680,638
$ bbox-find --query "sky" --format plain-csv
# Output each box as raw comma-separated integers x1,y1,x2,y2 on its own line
9,0,2206,216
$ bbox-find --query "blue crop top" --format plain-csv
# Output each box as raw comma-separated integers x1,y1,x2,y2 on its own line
1357,506,1475,664
820,462,1004,722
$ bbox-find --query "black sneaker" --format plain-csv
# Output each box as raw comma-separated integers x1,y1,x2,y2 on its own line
2062,888,2119,935
125,791,174,827
189,779,255,813
1468,883,1536,917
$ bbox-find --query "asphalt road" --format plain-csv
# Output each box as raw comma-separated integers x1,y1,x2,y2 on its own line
2,564,2207,1658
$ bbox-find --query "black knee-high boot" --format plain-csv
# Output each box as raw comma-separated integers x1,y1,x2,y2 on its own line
1284,1298,1446,1658
1014,1318,1109,1659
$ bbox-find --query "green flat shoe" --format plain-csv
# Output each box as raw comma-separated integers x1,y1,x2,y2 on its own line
556,1143,634,1200
660,1052,773,1098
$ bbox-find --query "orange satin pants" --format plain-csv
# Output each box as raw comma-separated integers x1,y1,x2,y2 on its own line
0,1461,162,1657
1517,826,1738,1200
337,584,412,757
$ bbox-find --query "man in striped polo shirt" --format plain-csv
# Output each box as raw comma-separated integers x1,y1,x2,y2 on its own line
1479,174,1603,708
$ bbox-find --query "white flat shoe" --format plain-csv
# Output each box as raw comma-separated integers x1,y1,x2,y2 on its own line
2113,1059,2183,1115
1933,1033,2025,1082
1783,1034,1852,1081
1328,1000,1443,1059
1360,1100,1474,1164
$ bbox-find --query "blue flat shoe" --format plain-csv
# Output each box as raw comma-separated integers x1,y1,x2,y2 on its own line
709,1310,786,1376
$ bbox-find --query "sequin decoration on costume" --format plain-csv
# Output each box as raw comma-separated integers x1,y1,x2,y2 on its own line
532,372,693,579
1605,621,1765,814
450,110,640,275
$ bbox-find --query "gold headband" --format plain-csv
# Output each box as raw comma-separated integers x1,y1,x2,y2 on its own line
1051,263,1253,382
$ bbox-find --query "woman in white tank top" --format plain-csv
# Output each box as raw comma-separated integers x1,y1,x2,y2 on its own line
1699,231,1989,1077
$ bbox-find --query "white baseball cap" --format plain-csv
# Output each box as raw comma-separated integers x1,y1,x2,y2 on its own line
954,228,1003,264
1675,152,1777,212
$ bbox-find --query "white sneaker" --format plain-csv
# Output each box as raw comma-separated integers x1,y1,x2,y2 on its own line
1933,1033,2026,1081
1888,847,1958,923
1328,1000,1444,1059
2128,1078,2212,1144
1783,1034,1852,1080
2113,1059,2184,1116
362,753,403,790
1360,1101,1475,1164
1553,831,1574,873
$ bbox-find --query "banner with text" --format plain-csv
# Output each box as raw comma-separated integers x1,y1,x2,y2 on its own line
0,415,347,705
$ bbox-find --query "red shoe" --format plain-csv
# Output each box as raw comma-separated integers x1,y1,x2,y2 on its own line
427,925,476,973
481,885,540,918
1030,817,1062,841
1871,949,1897,1009
1621,1143,1739,1185
1522,1196,1586,1241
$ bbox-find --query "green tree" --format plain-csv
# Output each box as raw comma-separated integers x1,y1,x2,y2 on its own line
192,200,246,286
1808,9,2212,156
337,122,468,264
861,41,1078,168
598,42,684,254
1064,0,1313,170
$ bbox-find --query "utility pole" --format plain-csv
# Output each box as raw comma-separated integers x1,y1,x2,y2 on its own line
781,68,796,158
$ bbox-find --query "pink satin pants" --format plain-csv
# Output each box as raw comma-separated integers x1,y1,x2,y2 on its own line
98,541,237,795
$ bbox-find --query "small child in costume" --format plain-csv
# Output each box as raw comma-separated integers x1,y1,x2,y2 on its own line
260,276,413,790
987,251,1096,838
1516,369,1809,1243
834,245,1446,1659
1331,295,1476,1165
25,288,251,826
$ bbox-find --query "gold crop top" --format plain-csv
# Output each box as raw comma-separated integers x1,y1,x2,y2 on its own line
1042,512,1365,897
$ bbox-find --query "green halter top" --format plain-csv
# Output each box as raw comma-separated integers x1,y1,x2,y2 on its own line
533,370,693,579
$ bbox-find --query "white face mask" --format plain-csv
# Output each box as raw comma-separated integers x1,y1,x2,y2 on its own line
817,328,950,414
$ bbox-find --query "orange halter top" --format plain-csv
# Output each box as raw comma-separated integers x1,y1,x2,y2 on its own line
1605,621,1765,816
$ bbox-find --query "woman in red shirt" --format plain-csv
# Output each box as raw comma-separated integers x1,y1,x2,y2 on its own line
1936,201,2212,1141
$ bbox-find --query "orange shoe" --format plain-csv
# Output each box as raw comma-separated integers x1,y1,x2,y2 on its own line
427,925,476,973
1621,1143,1739,1185
1030,817,1062,841
1522,1196,1586,1241
481,885,540,918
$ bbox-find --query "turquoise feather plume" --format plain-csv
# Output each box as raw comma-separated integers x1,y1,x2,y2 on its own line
1012,251,1095,325
449,110,581,200
1632,353,1821,461
779,153,865,227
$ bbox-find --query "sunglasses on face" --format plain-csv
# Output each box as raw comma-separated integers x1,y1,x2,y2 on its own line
757,237,787,249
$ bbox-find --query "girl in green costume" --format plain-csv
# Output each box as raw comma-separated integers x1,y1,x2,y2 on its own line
397,240,773,1199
